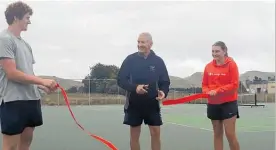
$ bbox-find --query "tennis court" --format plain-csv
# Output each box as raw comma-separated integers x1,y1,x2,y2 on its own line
0,104,274,150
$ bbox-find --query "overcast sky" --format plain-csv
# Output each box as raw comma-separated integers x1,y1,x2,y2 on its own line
0,1,274,80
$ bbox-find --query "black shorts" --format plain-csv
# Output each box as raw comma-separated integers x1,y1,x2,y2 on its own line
123,99,162,127
0,100,43,135
207,100,240,120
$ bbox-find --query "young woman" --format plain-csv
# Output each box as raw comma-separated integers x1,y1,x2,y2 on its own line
202,41,240,150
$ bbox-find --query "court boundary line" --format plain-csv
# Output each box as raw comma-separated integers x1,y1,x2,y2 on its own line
165,121,212,131
165,122,275,133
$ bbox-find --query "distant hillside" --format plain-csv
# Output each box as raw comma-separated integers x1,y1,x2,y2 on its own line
38,70,275,90
239,71,275,81
39,76,83,90
183,71,275,88
183,72,204,87
169,76,192,88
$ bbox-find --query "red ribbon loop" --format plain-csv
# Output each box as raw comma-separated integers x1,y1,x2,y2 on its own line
162,93,209,105
55,84,118,150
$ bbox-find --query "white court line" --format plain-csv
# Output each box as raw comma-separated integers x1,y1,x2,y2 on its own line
237,129,275,133
88,108,122,111
165,122,275,133
165,122,212,131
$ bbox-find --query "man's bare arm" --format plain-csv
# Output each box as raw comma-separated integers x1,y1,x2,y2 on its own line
0,58,44,85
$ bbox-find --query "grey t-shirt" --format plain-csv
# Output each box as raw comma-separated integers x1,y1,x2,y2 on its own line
0,29,41,103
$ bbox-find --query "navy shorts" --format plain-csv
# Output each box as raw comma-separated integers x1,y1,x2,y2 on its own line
207,100,240,120
123,98,162,127
0,100,43,135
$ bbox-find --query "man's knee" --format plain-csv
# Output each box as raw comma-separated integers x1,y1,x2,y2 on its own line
149,126,160,138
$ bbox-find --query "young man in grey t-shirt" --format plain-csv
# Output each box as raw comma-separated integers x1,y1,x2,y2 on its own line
0,1,58,150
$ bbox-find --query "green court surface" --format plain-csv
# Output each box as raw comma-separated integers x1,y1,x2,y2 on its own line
161,104,275,132
0,104,274,150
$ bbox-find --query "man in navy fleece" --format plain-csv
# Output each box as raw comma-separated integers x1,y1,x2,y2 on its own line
117,32,170,150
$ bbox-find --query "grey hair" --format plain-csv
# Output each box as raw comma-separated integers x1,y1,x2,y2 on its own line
139,32,152,42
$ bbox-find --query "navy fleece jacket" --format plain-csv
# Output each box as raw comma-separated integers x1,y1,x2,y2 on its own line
117,50,170,100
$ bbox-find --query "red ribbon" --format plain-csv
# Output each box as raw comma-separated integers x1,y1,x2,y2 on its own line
162,93,209,105
55,84,118,150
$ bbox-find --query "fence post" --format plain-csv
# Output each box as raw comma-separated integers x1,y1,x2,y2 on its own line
58,90,60,106
89,79,91,105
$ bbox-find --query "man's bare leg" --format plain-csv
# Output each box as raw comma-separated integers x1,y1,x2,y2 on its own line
17,127,35,150
2,134,20,150
130,125,141,150
149,125,161,150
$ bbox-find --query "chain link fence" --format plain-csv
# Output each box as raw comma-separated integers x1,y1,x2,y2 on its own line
40,79,275,106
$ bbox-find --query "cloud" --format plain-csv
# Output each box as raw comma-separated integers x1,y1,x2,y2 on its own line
166,58,206,78
58,58,72,64
0,1,274,79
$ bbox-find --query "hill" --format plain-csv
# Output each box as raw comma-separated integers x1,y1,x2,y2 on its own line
38,70,275,90
184,71,275,87
239,71,275,81
183,72,204,87
169,76,192,88
39,76,84,90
